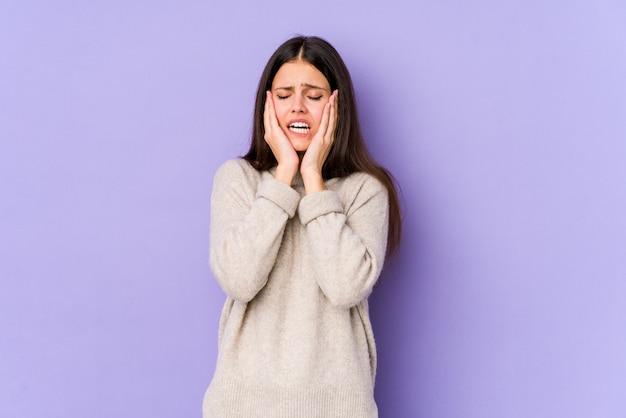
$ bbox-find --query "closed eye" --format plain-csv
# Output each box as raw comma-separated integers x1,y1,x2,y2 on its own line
308,95,323,101
277,95,290,100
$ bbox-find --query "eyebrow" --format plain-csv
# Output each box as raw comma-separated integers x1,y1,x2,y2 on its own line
274,83,329,91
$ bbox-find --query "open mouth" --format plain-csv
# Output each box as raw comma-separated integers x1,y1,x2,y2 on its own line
288,122,310,135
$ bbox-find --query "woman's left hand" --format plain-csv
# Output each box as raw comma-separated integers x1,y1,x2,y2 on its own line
300,90,338,194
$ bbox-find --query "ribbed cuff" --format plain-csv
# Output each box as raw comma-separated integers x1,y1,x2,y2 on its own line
256,178,301,218
298,190,344,225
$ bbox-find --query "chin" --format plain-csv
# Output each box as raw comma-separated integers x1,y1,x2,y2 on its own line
289,139,311,152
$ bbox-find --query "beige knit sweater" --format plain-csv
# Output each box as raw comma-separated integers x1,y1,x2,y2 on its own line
203,159,389,417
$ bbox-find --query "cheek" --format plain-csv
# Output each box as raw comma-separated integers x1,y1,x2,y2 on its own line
310,105,326,127
273,103,291,125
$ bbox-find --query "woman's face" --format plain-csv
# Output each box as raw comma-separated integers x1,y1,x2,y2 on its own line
271,59,332,152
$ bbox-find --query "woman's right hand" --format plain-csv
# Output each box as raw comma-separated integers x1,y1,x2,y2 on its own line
264,91,299,185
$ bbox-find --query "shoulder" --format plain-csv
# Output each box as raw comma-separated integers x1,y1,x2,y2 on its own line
215,158,256,177
211,159,266,208
332,171,388,198
328,172,389,215
213,158,262,186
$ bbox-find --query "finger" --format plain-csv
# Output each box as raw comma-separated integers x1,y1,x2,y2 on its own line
263,91,272,136
265,91,284,142
326,90,338,142
317,99,332,141
266,92,283,134
319,91,336,146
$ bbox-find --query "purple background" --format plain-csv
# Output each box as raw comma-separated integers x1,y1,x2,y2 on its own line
2,1,625,417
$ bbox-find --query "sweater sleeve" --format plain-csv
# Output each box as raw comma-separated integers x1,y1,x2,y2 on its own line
298,175,389,309
209,160,301,303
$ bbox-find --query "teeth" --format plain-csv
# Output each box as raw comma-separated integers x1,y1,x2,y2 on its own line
288,122,310,135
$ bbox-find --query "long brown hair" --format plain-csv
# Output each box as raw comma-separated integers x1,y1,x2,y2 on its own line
243,36,402,256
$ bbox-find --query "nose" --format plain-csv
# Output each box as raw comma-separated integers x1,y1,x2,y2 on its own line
291,94,306,113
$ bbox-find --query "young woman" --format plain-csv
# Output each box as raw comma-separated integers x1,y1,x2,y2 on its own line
203,36,401,417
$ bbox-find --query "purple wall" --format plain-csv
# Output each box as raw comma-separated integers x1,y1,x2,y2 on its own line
2,1,625,417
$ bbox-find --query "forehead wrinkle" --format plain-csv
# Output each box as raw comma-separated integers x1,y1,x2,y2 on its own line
274,83,328,91
302,83,328,91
